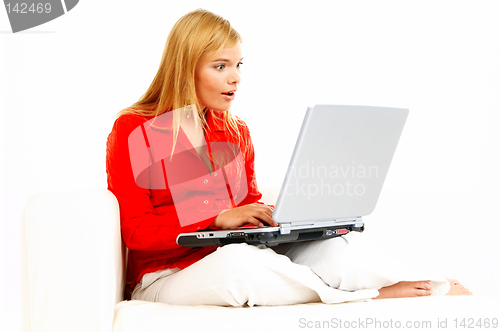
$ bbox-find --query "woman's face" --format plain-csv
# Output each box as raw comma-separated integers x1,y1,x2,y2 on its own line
195,43,243,112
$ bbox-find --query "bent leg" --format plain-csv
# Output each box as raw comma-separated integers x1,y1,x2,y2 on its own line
133,243,378,306
274,232,451,296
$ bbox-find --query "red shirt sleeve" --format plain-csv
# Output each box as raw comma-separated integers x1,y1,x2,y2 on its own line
106,114,216,251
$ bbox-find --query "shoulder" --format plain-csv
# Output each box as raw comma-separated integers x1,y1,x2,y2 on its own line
226,114,255,156
112,113,150,131
107,113,152,150
232,114,247,126
231,114,251,136
109,113,159,138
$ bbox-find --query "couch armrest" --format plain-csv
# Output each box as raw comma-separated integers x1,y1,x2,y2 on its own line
21,188,125,332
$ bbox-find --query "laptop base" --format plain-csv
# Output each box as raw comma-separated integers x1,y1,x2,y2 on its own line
177,223,364,248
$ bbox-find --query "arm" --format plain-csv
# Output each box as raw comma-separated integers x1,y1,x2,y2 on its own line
106,115,216,251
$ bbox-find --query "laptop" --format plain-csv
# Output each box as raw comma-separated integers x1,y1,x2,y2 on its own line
176,105,409,248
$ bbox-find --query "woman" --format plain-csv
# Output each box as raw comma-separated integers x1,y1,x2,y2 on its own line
106,8,470,306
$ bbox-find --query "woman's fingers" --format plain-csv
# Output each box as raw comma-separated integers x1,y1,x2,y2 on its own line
248,217,264,228
248,204,276,226
256,209,277,227
212,203,277,229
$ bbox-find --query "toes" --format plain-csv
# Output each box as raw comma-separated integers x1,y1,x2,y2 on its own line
463,287,473,295
414,280,433,290
415,289,433,297
446,280,473,295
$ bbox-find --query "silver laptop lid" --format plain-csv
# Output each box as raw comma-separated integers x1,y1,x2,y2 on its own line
273,105,409,224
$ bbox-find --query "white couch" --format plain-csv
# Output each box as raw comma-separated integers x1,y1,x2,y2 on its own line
21,188,499,332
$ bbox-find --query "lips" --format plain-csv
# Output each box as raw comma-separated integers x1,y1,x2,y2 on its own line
221,90,236,101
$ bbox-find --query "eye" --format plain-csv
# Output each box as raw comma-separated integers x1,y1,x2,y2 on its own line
237,62,243,68
215,64,225,70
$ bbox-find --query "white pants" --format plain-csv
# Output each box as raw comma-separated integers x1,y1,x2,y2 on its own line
131,232,450,306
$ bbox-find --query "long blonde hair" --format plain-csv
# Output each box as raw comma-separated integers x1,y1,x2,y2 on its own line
118,9,245,155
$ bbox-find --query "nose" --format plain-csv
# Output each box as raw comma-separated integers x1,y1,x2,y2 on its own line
228,68,240,85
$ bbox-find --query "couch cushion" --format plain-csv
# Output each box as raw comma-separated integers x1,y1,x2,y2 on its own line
113,296,499,332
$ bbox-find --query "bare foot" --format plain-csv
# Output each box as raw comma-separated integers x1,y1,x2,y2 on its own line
446,279,473,295
375,281,433,299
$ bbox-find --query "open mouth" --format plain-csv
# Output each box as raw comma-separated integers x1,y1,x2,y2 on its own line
221,90,236,101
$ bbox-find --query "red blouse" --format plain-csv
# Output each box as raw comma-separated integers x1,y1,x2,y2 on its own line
106,110,267,291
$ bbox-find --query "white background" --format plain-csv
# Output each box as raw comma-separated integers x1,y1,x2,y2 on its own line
1,0,499,330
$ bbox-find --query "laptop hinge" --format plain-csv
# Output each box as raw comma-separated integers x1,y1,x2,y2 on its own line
280,222,292,235
354,216,363,227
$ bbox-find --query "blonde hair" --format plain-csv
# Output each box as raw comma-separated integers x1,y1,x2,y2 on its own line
118,9,245,156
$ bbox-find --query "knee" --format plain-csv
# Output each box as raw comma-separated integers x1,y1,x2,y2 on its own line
319,232,366,257
216,244,268,266
214,244,285,275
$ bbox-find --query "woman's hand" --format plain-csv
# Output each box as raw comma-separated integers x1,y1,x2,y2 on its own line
209,203,277,230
